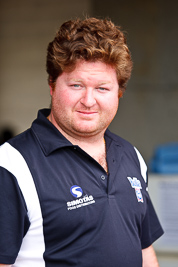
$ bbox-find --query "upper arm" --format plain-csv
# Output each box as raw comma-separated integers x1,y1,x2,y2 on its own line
142,245,159,267
0,265,11,267
0,166,30,264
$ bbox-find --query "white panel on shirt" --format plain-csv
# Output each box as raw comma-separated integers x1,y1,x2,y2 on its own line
0,142,45,267
134,147,147,184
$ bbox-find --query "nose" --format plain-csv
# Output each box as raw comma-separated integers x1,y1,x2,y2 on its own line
80,88,96,107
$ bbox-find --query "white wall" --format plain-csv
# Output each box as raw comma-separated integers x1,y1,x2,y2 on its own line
149,175,178,267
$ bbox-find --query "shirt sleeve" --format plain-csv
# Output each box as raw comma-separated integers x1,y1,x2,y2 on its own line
0,166,30,264
140,192,164,249
134,147,164,248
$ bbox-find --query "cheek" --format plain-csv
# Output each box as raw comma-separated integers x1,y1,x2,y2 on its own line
108,98,119,117
53,90,73,107
107,95,119,110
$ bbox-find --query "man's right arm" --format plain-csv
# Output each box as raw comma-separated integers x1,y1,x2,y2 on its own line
0,265,11,266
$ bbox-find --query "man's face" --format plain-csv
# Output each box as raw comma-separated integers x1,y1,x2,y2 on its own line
50,60,120,139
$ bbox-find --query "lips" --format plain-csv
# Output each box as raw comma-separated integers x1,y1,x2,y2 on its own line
77,111,97,115
76,111,98,120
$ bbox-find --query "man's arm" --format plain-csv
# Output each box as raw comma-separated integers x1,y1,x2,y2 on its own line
0,265,11,266
142,245,159,267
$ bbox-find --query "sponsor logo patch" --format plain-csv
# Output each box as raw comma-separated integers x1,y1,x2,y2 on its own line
67,185,95,210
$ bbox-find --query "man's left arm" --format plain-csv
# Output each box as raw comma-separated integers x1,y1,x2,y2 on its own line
142,245,159,267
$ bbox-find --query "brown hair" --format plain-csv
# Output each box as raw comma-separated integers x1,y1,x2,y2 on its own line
46,17,133,94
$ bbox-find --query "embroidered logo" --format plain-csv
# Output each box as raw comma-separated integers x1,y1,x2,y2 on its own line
127,177,143,203
67,185,95,210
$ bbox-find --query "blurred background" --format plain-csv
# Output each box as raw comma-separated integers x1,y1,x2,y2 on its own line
0,0,178,266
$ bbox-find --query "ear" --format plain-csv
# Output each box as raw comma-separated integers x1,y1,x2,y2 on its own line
48,76,55,96
50,84,53,96
118,90,123,99
49,81,56,96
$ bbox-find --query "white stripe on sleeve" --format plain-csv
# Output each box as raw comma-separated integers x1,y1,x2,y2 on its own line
0,142,45,267
134,147,147,183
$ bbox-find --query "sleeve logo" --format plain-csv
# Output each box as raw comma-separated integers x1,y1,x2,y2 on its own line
127,177,144,203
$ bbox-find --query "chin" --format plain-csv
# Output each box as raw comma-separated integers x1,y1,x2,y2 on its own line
72,125,106,136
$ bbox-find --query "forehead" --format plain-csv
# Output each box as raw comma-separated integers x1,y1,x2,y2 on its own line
63,60,118,82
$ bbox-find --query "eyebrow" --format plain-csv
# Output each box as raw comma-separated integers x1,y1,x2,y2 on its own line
68,79,113,84
66,78,82,83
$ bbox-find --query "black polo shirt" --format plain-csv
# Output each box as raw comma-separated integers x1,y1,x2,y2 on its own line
0,109,163,267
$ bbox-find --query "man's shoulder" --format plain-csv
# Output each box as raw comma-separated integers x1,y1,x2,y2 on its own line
4,127,34,152
105,129,141,162
105,129,134,150
105,129,147,182
5,109,50,150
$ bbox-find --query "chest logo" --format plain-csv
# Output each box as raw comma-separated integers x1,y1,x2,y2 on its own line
127,177,143,203
70,185,83,198
67,185,95,211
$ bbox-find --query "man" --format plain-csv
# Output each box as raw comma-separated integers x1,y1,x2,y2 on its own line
0,17,163,267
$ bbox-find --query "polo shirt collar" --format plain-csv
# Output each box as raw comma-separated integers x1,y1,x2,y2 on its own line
31,109,72,156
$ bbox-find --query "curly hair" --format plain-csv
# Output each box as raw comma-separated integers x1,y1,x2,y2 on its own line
46,17,133,94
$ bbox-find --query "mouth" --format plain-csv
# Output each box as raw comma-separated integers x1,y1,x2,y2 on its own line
77,111,97,115
76,111,98,119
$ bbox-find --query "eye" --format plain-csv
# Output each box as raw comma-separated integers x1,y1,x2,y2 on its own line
71,84,81,89
98,87,108,91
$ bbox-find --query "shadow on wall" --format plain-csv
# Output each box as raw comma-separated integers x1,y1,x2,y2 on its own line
0,127,15,145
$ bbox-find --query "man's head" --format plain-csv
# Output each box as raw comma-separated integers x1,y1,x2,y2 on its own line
46,17,133,96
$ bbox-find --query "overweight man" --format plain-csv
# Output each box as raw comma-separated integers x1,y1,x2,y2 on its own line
0,17,163,267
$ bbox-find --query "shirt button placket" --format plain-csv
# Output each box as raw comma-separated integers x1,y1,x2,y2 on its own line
101,175,106,181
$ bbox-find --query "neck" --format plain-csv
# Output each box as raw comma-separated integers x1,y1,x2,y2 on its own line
47,113,106,146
